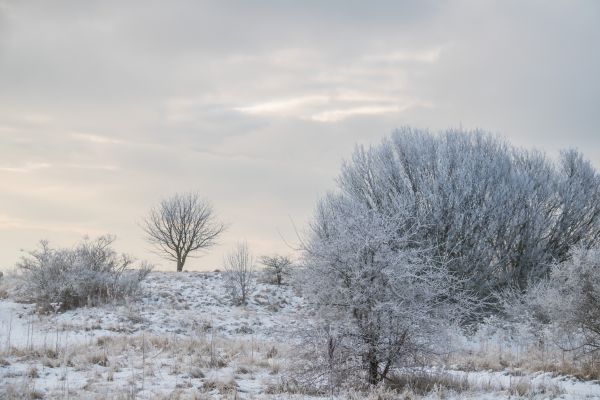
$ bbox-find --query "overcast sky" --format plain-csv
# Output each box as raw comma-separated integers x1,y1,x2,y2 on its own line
1,1,599,271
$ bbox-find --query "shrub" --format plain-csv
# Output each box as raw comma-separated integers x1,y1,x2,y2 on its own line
17,235,152,311
501,245,600,364
259,255,293,285
543,246,600,353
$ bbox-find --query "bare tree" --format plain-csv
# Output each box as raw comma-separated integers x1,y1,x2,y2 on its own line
260,254,292,285
224,242,254,305
142,192,225,272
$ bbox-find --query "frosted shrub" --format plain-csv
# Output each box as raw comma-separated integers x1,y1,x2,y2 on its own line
543,246,600,353
17,235,152,311
500,245,600,362
259,254,293,285
500,281,553,341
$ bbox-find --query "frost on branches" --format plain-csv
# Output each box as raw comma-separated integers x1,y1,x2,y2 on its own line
337,128,600,300
521,246,600,354
298,194,475,388
223,241,255,306
297,127,600,388
17,235,152,311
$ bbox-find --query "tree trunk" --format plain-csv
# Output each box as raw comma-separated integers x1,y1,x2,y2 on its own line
177,258,184,272
366,344,379,385
368,356,379,385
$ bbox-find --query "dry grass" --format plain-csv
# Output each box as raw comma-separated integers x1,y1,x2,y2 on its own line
0,380,44,399
235,364,254,374
450,341,600,381
386,371,471,395
152,391,213,400
25,366,39,378
544,358,600,381
0,328,293,399
201,374,237,393
0,326,580,400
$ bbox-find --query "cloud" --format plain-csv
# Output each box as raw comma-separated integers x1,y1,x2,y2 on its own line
0,214,105,236
362,48,442,64
311,104,418,123
63,163,119,171
0,161,119,173
0,162,52,173
233,93,431,122
71,133,124,144
233,95,329,116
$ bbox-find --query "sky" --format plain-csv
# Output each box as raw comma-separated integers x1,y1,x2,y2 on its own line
1,0,599,271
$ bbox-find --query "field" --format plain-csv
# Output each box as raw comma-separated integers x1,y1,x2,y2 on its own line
1,271,599,399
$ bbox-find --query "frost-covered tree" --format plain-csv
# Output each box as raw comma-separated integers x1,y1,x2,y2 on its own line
224,242,255,305
299,127,600,386
337,128,600,299
260,254,292,285
142,192,225,272
300,195,474,386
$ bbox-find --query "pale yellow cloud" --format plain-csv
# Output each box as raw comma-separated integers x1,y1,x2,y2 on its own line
63,163,119,171
0,162,118,173
0,214,105,236
71,133,123,145
233,92,432,122
362,48,442,64
310,106,404,123
233,95,329,116
0,162,52,173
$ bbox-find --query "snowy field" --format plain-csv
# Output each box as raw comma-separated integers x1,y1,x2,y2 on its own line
1,271,599,399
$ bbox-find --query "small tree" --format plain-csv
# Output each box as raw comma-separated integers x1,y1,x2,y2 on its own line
260,254,292,285
142,192,225,272
300,195,475,386
224,242,255,305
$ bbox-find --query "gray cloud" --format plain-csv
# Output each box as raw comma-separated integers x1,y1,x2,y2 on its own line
0,0,599,270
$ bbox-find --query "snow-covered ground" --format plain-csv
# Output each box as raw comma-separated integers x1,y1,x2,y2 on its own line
1,271,599,399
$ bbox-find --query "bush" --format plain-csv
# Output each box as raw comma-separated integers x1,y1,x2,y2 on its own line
259,254,292,285
17,235,152,311
543,246,600,353
501,245,600,362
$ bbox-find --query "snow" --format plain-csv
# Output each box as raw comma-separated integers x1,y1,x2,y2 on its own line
50,271,308,340
447,369,600,399
1,271,599,399
0,300,38,348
